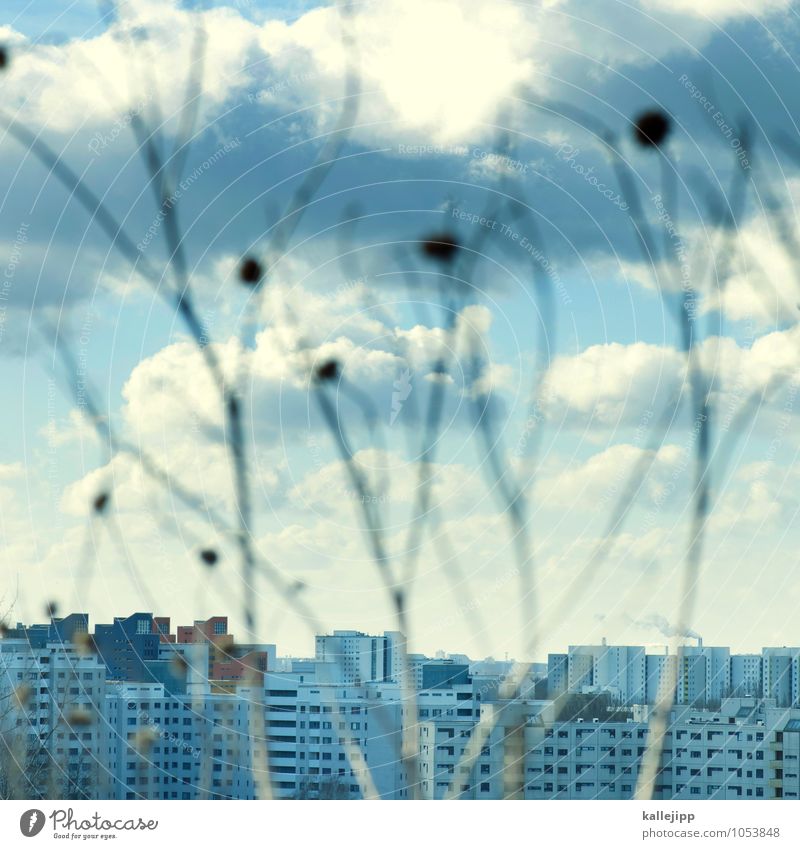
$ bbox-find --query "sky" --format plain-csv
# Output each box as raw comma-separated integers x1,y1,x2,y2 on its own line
2,0,800,660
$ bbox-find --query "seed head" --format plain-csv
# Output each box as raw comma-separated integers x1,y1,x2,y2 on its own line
422,232,459,262
633,110,671,148
239,256,263,286
315,359,340,382
200,548,219,567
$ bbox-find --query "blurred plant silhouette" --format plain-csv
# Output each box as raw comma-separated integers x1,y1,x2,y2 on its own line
1,0,799,804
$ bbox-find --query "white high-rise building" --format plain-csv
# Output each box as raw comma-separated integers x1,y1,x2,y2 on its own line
731,655,763,698
762,648,800,707
645,653,676,704
676,646,730,706
546,654,568,699
524,698,795,800
0,637,109,798
314,630,404,685
566,643,646,704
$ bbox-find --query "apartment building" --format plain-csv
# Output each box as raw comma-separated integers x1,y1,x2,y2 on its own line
524,699,800,800
314,630,404,685
676,645,731,706
0,634,108,798
731,654,763,697
564,643,647,704
6,618,800,802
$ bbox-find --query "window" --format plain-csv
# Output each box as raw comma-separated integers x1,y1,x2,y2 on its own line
214,621,226,635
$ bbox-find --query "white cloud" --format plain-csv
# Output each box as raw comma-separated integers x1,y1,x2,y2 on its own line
541,328,800,428
289,447,485,518
0,461,25,481
543,341,685,425
537,442,684,508
641,0,792,21
1,3,260,131
258,0,537,143
3,0,791,151
701,218,800,328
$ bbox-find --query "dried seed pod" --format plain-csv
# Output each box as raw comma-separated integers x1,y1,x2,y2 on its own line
239,256,263,285
73,631,95,656
199,548,218,567
171,654,188,677
632,110,671,148
133,726,158,753
14,684,32,709
65,707,93,727
315,359,340,382
421,232,459,262
215,635,235,654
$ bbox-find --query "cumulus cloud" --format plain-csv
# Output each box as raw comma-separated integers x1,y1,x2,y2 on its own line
614,176,800,331
537,442,685,509
1,2,261,131
0,462,25,481
642,0,792,21
3,0,788,146
543,341,685,426
541,327,800,428
289,447,486,519
119,288,506,448
258,0,537,144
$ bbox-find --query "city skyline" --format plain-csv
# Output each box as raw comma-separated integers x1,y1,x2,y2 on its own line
5,611,800,800
7,607,800,663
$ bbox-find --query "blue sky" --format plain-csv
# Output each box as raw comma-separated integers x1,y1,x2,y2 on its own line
2,0,800,659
